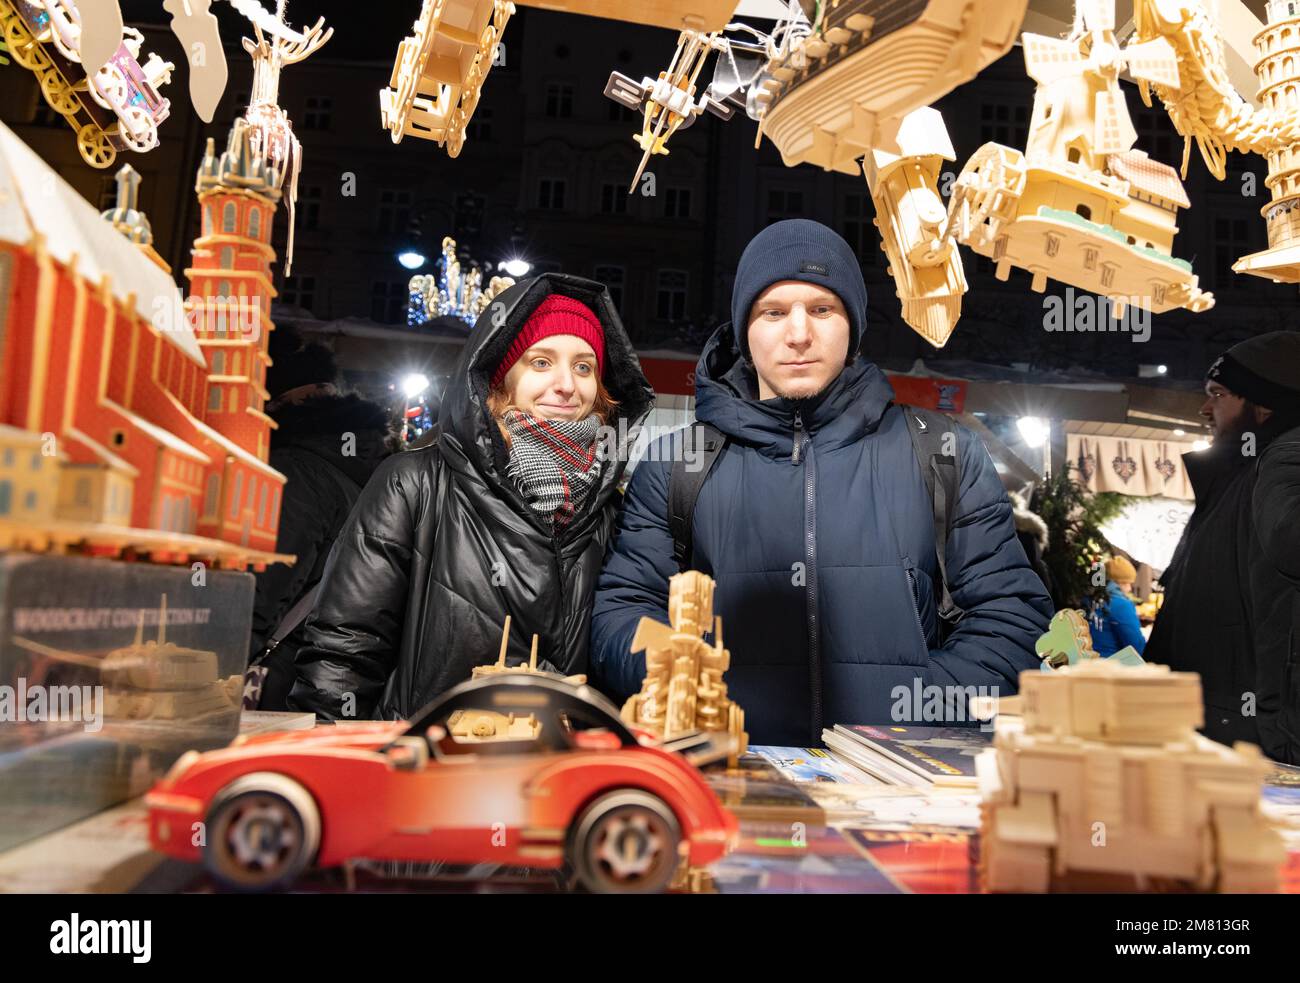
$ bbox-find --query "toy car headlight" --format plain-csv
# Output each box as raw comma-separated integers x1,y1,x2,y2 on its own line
163,750,200,783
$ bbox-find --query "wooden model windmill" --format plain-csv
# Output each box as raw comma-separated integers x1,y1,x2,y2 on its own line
622,571,747,768
1020,0,1181,168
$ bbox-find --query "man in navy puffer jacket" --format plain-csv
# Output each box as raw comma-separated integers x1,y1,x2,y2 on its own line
591,220,1052,745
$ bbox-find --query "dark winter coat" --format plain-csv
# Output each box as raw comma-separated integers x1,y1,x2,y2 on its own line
249,393,393,709
287,274,654,721
591,324,1053,746
1147,419,1300,764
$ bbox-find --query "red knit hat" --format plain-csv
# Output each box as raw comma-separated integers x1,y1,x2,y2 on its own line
491,294,606,389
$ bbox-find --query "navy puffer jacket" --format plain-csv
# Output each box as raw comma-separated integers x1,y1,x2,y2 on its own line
591,324,1053,746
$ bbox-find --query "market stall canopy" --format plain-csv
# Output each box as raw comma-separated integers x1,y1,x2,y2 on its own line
0,121,200,367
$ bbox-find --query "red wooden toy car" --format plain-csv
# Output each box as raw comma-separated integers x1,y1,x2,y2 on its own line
146,674,738,893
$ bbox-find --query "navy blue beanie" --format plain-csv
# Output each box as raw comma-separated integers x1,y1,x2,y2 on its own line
731,218,868,360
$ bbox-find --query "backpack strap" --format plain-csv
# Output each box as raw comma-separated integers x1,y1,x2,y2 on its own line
668,422,728,573
902,406,964,625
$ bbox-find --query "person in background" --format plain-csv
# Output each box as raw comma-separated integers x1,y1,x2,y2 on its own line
1089,556,1146,658
1146,331,1300,763
248,325,397,710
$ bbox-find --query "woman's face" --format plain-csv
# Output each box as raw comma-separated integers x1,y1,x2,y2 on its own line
501,334,599,421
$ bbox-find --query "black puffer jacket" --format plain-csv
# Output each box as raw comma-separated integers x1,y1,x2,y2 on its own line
249,393,394,709
287,274,654,720
1147,418,1300,763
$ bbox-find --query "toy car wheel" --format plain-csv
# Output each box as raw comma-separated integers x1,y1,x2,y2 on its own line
202,773,321,892
89,63,128,111
116,105,157,153
47,18,80,64
39,67,81,116
2,15,49,71
568,790,681,894
76,122,115,169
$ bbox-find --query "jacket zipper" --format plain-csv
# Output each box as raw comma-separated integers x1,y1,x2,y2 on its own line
794,411,821,746
904,565,929,654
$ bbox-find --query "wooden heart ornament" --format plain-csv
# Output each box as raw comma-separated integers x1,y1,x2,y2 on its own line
1111,440,1137,483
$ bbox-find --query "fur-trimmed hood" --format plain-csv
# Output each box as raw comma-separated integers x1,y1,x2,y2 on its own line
1008,491,1049,551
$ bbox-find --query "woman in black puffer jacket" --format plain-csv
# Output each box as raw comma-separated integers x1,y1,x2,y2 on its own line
287,274,653,720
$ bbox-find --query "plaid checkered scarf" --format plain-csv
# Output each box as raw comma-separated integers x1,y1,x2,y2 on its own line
502,410,602,531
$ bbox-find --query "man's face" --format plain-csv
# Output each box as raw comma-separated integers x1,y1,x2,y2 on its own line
746,280,851,401
1199,381,1264,442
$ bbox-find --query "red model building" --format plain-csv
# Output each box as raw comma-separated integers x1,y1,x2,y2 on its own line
0,115,288,570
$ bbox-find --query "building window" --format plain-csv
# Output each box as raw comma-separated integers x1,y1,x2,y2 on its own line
204,474,219,516
656,270,688,320
258,484,268,527
230,472,242,519
766,188,805,225
1214,216,1256,289
371,281,408,323
220,246,234,269
664,187,692,219
228,91,249,122
466,106,493,142
377,189,412,234
211,350,225,374
75,477,90,506
0,481,9,515
281,274,316,311
298,186,322,231
30,452,41,470
303,96,333,130
600,183,628,214
607,100,638,122
537,178,567,210
97,176,118,212
209,385,222,412
248,208,261,239
30,91,64,127
202,206,212,237
979,102,1029,146
1135,109,1177,165
545,82,574,118
222,202,237,233
840,192,876,266
24,490,36,511
594,265,625,311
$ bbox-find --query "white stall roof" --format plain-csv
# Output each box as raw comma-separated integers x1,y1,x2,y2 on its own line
0,121,204,367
